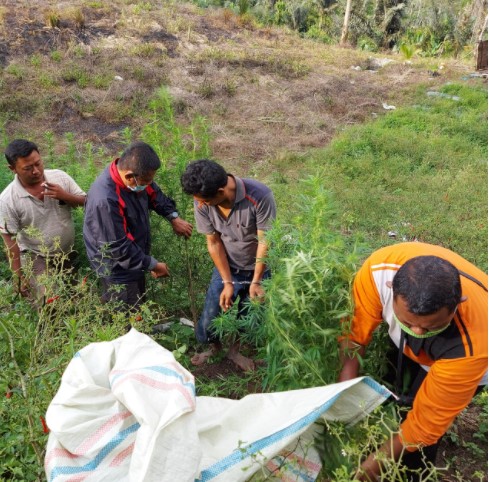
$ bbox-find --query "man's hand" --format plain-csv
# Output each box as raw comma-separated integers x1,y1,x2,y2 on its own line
338,339,365,382
171,218,193,238
150,262,170,279
219,283,234,311
249,282,265,301
42,182,69,202
354,433,405,481
14,275,31,298
42,182,85,207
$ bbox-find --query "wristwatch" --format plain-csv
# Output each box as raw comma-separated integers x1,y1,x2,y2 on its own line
169,211,179,220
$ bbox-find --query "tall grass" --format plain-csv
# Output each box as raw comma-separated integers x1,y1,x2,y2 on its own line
305,83,488,270
0,87,213,480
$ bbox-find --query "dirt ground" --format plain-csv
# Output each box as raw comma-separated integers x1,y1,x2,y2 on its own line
1,0,484,173
0,1,487,480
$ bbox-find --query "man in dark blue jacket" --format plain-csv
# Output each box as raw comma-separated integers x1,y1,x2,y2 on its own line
83,142,192,309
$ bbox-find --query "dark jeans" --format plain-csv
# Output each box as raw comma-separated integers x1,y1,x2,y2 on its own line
386,341,485,481
196,267,270,344
100,277,146,313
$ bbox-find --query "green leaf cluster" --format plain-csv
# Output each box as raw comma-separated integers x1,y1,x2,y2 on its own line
257,176,365,390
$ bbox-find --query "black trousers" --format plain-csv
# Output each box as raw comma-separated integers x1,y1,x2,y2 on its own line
100,277,146,312
385,341,484,481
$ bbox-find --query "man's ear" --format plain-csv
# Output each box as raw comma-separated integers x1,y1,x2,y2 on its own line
123,170,135,181
386,281,393,288
7,164,15,173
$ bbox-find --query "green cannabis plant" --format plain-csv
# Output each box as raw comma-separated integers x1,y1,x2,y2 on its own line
257,176,365,391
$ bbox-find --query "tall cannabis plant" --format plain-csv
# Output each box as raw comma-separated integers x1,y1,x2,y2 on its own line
257,176,365,390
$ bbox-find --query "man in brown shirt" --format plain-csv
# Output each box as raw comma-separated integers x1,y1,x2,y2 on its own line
181,159,276,371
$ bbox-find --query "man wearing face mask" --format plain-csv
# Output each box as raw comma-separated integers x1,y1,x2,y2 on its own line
83,142,192,310
338,242,487,481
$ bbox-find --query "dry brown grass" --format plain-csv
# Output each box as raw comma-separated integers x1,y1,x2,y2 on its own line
0,6,8,28
0,0,477,173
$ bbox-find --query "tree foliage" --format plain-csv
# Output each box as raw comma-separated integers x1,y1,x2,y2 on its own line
193,0,488,55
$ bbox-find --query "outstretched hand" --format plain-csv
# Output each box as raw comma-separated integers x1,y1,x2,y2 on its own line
151,262,170,279
171,218,193,239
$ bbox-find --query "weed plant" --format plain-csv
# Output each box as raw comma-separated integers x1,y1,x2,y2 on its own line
260,180,360,390
0,88,214,479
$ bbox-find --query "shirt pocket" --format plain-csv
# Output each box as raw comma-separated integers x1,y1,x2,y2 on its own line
236,212,257,241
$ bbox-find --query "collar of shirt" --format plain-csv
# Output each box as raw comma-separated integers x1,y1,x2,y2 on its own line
109,159,128,190
232,175,246,205
14,174,47,198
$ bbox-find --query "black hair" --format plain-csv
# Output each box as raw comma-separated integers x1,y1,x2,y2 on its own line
180,159,228,198
392,255,461,314
5,139,39,167
118,142,161,175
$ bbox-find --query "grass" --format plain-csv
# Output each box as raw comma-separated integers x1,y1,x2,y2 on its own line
291,82,488,270
191,45,311,78
0,1,486,479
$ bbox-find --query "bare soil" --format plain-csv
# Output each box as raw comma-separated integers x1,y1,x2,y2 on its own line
0,1,486,480
1,0,483,173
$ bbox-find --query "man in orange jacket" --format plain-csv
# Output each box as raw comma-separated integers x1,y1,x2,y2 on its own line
339,242,487,481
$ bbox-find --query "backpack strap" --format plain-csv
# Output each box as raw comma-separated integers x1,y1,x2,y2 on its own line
458,270,488,292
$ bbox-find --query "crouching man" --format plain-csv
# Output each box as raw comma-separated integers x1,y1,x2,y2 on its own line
181,159,276,371
339,242,487,481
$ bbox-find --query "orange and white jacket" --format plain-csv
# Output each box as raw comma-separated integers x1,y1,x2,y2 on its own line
349,242,487,449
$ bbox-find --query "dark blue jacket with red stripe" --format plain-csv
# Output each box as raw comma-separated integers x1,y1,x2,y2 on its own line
83,160,176,282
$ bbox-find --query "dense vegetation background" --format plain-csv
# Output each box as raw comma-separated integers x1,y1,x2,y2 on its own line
0,1,487,480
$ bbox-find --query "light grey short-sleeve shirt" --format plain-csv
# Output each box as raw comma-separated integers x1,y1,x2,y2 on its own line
0,169,85,255
194,176,276,270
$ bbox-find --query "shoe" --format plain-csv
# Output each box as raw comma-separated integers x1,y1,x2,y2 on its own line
179,318,194,328
152,322,174,334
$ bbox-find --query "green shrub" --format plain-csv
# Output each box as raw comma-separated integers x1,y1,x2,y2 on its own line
253,176,365,390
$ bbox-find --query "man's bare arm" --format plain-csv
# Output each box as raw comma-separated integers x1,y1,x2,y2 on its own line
1,233,29,296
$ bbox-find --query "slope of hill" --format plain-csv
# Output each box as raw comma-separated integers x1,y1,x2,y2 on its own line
0,0,481,172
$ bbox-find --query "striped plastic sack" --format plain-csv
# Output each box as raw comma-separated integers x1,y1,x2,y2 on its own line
45,329,391,482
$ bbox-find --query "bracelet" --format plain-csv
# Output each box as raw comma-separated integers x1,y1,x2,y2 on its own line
222,280,234,285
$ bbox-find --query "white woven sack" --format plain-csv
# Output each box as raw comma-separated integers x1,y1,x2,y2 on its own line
45,329,390,482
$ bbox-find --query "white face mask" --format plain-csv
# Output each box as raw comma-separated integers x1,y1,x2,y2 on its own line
128,177,148,192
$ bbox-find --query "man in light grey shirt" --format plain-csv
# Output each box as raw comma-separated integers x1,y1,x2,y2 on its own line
181,159,276,371
0,139,85,299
